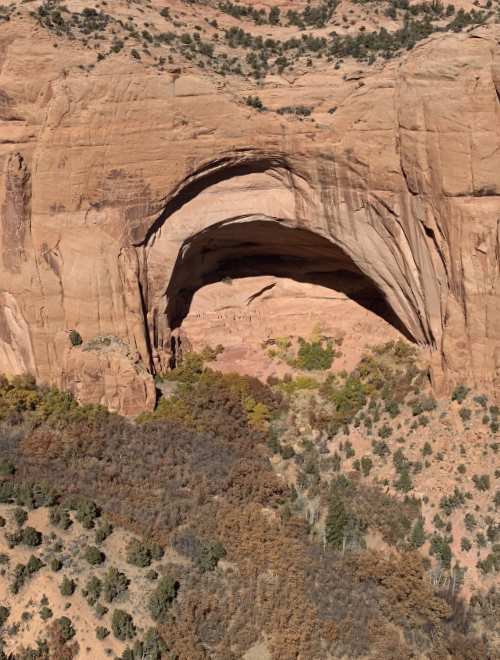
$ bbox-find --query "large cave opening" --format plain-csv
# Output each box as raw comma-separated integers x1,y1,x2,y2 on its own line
164,217,414,376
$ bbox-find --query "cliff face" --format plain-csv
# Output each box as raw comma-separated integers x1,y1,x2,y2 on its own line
0,18,499,414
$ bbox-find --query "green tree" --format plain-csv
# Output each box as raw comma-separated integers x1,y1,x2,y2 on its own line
325,494,347,549
112,609,135,641
410,518,425,548
148,576,178,621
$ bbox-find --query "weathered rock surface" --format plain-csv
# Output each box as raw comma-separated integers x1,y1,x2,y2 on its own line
61,336,156,416
0,17,499,413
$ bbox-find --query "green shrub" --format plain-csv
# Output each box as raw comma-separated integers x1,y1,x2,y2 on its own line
360,456,373,477
148,576,178,621
410,518,425,548
102,567,129,603
372,440,390,458
378,424,392,439
84,546,105,566
95,603,108,619
422,442,432,456
196,541,226,573
50,557,62,572
111,609,135,641
294,338,334,371
440,488,465,516
325,492,347,550
461,537,472,551
26,555,43,574
73,499,100,529
472,474,491,492
0,605,10,627
95,520,113,544
394,468,413,493
459,407,471,423
452,384,469,403
245,95,265,110
69,330,83,346
0,459,15,476
83,576,102,606
56,616,76,641
430,534,452,568
13,508,28,527
40,606,53,621
464,513,476,531
96,625,109,640
21,527,42,547
59,576,75,597
49,507,72,530
126,538,163,568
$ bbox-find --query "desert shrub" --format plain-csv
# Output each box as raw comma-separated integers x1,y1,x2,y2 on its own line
440,488,465,516
410,518,425,548
95,520,113,544
473,474,490,491
26,555,44,574
84,545,105,565
452,384,469,403
112,609,135,641
102,567,129,603
11,563,29,594
95,603,108,619
21,526,42,547
372,439,390,458
459,407,471,423
69,330,82,347
196,541,226,572
13,507,28,527
384,400,400,418
55,616,75,641
59,576,75,597
148,576,178,621
83,576,102,606
126,537,163,568
49,506,72,530
73,498,100,529
394,468,413,493
128,628,168,659
461,537,472,552
40,606,53,620
430,534,452,568
422,441,432,456
0,459,15,476
50,557,62,572
464,513,477,531
277,105,312,117
293,338,334,371
0,605,10,626
360,456,373,477
477,545,500,574
245,95,264,110
325,487,348,550
96,625,109,640
5,530,22,548
378,424,392,439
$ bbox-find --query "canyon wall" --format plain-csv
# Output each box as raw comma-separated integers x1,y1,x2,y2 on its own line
0,19,499,414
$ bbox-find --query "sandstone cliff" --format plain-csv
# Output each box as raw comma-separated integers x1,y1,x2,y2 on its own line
0,11,499,414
